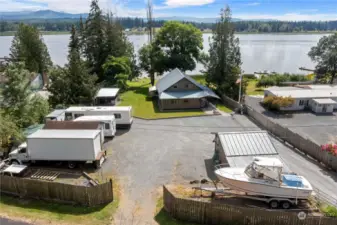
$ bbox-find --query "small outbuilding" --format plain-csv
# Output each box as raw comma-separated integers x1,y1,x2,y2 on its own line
213,131,289,171
309,98,336,114
45,109,66,121
95,88,120,106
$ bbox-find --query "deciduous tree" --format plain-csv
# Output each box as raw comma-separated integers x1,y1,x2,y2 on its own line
309,33,337,84
153,21,203,72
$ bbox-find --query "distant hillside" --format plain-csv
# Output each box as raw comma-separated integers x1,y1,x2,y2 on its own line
0,10,88,20
0,10,277,22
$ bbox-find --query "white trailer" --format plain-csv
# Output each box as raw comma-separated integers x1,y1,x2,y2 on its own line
74,115,116,137
45,109,66,121
8,129,105,169
65,106,133,128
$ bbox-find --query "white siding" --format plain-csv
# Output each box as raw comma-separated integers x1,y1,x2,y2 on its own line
27,138,97,161
93,134,102,159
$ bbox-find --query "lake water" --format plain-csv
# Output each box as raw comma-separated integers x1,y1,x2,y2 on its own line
0,34,329,74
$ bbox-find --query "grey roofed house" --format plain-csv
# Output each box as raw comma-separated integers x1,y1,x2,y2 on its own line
154,68,219,110
213,131,290,171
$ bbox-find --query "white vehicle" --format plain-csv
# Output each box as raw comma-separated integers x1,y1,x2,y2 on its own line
65,106,133,128
45,109,66,121
215,157,313,200
9,129,105,169
74,115,116,137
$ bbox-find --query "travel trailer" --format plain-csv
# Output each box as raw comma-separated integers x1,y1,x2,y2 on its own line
65,106,133,128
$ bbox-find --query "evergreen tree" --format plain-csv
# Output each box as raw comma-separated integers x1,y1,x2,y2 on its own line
49,25,97,107
83,0,105,79
10,24,52,82
205,7,242,99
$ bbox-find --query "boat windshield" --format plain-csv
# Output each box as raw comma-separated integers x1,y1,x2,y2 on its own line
244,163,278,181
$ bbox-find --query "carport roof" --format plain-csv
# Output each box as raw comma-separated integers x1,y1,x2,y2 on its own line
217,131,278,157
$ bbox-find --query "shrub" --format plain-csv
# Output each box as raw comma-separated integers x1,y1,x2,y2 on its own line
322,205,337,217
256,74,310,88
262,96,295,111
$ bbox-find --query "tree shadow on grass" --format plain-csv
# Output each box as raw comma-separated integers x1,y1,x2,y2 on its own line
0,194,110,216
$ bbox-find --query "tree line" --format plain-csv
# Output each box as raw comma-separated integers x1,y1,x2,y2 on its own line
1,18,337,33
1,0,336,152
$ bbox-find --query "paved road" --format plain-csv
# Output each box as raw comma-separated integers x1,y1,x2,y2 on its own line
103,115,337,224
0,218,31,225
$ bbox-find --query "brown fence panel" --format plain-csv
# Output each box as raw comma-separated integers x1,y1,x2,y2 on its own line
0,175,113,206
163,186,337,225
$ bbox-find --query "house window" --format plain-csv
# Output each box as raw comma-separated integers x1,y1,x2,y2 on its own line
105,123,110,130
173,85,178,88
114,113,122,119
171,100,178,104
74,113,84,119
185,84,189,88
299,100,305,106
184,99,189,103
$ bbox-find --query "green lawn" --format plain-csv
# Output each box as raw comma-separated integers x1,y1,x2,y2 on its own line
119,78,205,119
246,79,265,96
0,195,118,225
216,102,232,113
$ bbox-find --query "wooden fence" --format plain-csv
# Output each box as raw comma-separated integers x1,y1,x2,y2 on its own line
222,95,241,110
0,175,113,206
163,186,336,225
245,105,337,171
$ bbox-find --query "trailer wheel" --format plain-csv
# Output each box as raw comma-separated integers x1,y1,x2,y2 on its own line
94,160,101,169
67,161,77,169
269,200,279,209
281,201,291,209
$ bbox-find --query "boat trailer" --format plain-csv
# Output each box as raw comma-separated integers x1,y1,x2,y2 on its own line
192,184,301,209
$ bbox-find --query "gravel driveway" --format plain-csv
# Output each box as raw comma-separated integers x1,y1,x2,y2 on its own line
102,115,337,224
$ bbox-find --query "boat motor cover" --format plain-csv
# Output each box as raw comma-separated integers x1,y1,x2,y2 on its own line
282,174,304,187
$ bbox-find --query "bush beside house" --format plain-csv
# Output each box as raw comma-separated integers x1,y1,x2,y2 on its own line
262,96,295,111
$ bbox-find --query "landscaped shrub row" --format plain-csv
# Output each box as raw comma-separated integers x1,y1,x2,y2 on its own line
256,74,311,87
262,96,295,111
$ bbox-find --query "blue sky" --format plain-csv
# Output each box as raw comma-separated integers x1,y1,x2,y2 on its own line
1,0,337,20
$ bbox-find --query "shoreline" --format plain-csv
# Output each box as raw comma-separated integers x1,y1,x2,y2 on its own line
0,30,335,37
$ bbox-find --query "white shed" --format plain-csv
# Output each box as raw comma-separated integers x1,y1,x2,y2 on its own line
95,88,120,106
310,98,336,113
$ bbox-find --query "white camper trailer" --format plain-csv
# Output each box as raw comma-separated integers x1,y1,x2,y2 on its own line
45,109,66,121
74,115,116,137
65,106,133,128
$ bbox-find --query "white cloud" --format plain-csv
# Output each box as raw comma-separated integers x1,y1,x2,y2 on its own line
155,0,214,9
243,2,260,6
0,0,45,12
234,13,337,21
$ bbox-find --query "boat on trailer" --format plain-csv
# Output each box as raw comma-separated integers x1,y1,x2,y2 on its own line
214,157,313,200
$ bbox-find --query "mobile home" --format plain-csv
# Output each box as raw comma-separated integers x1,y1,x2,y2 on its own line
74,115,116,137
65,106,133,128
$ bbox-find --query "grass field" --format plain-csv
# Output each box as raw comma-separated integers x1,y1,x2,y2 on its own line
246,79,264,96
0,195,118,225
119,78,205,119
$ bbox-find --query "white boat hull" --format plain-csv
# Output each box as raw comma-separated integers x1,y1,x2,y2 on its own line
215,168,313,199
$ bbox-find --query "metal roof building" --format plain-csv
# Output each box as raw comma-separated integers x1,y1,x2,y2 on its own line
96,88,120,97
214,131,290,171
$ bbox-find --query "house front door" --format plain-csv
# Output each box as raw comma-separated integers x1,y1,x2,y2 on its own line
322,105,327,113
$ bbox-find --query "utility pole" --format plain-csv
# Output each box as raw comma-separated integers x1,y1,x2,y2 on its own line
146,0,155,86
